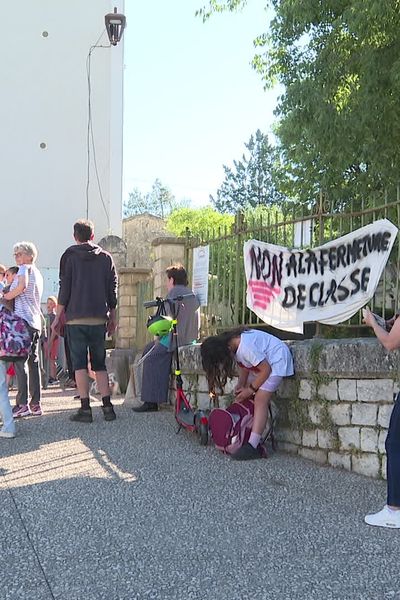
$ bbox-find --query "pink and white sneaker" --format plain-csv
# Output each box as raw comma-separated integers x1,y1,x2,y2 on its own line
29,404,43,416
13,405,31,418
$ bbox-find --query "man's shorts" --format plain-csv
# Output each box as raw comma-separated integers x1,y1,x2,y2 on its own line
66,324,107,372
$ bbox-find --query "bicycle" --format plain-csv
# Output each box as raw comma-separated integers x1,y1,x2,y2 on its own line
143,294,209,445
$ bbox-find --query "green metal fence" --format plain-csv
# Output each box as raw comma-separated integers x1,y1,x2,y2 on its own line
185,192,400,337
135,278,154,349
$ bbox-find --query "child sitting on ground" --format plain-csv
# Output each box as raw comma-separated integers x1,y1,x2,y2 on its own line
201,328,294,460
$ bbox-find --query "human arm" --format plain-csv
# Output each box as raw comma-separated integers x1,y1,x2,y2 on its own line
51,303,65,335
3,270,28,300
235,360,271,402
105,258,118,336
234,365,249,394
386,312,400,332
363,307,400,351
107,308,117,336
57,251,72,312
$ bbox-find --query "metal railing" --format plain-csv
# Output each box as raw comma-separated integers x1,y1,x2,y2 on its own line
184,191,400,337
135,278,154,349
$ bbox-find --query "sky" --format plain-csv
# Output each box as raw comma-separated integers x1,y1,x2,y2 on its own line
122,0,279,208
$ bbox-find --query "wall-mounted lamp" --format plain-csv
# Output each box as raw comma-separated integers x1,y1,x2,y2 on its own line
105,7,126,46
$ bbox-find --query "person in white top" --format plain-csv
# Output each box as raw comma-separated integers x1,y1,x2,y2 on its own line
201,328,294,460
3,242,44,417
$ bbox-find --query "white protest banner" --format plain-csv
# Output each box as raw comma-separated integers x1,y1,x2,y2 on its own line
244,219,398,333
192,245,209,306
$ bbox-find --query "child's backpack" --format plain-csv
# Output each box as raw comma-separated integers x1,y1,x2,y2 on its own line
209,398,277,456
0,309,31,361
209,398,255,455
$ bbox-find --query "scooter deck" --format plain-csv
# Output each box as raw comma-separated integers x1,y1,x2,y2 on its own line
176,407,196,427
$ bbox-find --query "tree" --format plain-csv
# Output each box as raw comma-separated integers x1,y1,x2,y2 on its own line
199,1,400,207
147,179,177,218
122,187,146,218
165,206,234,238
210,130,285,213
123,179,178,218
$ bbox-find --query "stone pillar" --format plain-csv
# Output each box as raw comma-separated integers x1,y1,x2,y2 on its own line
152,237,186,297
116,267,151,350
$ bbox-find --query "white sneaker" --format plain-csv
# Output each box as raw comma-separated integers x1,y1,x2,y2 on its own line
0,430,16,439
364,505,400,529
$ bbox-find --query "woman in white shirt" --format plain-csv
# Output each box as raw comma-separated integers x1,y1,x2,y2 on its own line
3,242,43,417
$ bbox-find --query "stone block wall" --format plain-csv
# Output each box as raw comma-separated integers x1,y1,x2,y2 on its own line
176,338,400,479
122,213,173,269
152,237,186,297
115,267,151,350
275,376,395,479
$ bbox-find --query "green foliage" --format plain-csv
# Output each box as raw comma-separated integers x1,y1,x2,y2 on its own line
199,1,400,207
196,0,249,22
123,179,180,219
165,207,234,238
210,130,285,213
263,0,400,205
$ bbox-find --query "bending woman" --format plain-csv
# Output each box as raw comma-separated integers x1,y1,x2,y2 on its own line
201,328,294,460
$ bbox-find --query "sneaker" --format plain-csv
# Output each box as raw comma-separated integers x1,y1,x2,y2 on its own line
48,377,58,385
231,442,265,461
13,405,31,418
364,505,400,529
29,404,42,416
70,407,93,423
0,430,15,438
102,405,116,422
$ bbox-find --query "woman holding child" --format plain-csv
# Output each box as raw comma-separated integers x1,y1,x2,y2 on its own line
3,242,44,418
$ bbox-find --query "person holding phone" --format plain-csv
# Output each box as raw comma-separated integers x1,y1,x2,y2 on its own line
363,306,400,528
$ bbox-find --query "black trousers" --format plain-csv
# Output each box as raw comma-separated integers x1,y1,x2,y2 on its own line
15,326,41,406
386,397,400,506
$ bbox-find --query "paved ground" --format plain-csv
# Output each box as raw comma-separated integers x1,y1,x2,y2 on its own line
0,388,399,600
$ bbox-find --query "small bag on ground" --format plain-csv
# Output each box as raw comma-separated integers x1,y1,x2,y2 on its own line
209,398,256,455
0,309,31,361
209,398,278,455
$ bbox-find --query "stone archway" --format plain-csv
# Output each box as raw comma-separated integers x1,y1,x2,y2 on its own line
97,235,127,271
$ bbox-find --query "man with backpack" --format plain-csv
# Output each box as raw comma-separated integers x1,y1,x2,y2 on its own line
52,219,118,423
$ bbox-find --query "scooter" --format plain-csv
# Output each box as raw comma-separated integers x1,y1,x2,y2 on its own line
144,294,209,445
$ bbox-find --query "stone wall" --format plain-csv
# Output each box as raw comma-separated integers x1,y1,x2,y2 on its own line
97,234,127,271
177,338,400,479
115,267,151,350
122,213,173,269
152,237,186,297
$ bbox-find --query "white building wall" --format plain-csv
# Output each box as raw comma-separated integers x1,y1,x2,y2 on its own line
0,0,124,271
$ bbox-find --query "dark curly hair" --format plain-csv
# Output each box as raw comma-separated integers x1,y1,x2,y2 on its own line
200,328,247,395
